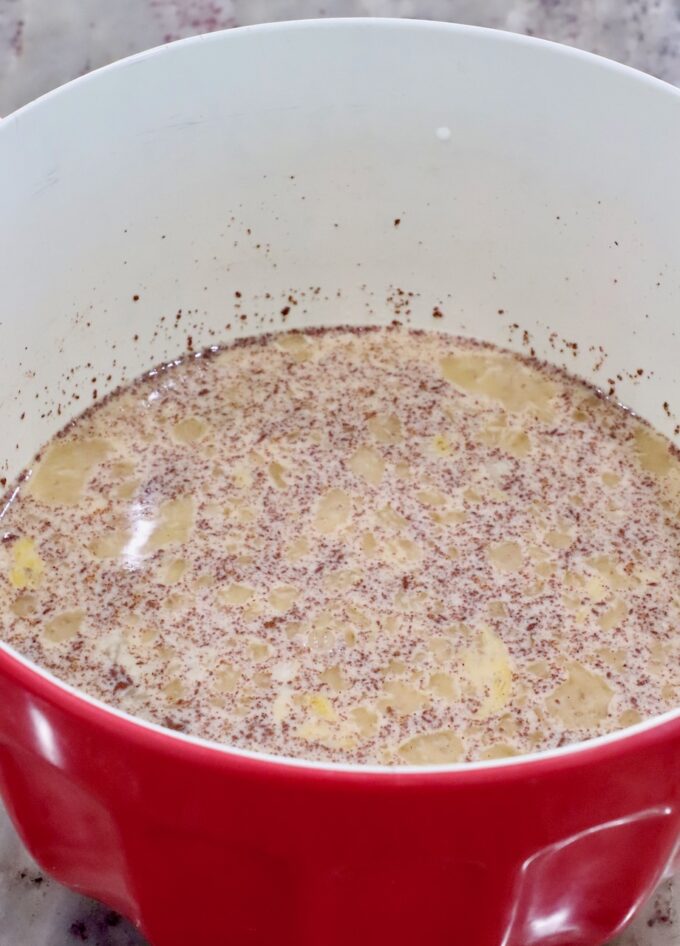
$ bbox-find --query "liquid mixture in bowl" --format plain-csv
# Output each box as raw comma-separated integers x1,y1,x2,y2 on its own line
1,327,679,764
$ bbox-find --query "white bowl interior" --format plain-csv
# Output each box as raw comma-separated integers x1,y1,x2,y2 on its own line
1,20,679,493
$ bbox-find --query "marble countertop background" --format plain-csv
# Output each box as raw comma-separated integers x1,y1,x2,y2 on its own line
1,1,680,943
2,0,680,113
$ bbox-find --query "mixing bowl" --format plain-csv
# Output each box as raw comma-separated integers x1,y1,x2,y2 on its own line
1,19,680,946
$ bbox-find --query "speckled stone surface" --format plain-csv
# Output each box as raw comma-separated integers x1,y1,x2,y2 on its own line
2,0,680,114
1,2,680,944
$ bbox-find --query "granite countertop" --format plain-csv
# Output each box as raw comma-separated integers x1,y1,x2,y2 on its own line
1,1,680,943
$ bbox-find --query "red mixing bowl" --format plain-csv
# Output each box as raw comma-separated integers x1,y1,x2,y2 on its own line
1,20,680,946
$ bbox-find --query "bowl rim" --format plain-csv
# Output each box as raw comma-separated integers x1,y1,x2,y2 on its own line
2,16,680,780
2,13,680,129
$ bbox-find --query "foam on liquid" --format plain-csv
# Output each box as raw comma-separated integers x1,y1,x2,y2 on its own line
2,327,679,764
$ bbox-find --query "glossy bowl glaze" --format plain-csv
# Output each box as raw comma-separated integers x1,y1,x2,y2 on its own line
1,20,680,946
